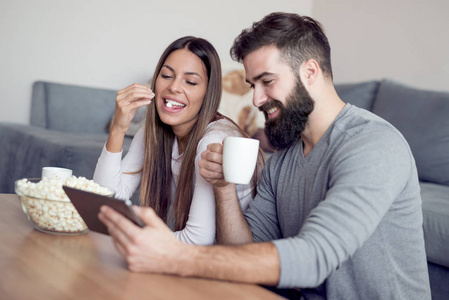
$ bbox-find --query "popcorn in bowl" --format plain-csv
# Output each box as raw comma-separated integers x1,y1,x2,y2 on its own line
15,176,114,235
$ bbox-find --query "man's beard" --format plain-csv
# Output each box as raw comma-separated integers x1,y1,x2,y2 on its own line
260,78,314,150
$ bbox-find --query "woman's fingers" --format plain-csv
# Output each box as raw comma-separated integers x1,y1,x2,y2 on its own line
117,83,152,97
116,83,154,106
117,90,154,103
111,84,154,133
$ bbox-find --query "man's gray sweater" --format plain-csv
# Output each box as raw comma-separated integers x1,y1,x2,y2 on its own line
245,104,431,299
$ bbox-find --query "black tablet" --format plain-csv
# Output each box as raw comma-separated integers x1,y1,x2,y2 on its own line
63,186,145,235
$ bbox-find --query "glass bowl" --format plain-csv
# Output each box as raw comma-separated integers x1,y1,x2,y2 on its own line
15,177,114,235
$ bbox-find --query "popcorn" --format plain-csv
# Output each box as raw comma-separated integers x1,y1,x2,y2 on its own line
15,176,113,234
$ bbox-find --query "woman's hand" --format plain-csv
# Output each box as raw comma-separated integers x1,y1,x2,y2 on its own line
110,83,154,134
198,143,232,188
106,84,154,152
98,205,186,274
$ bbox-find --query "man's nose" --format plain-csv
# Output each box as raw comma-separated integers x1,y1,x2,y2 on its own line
252,86,268,108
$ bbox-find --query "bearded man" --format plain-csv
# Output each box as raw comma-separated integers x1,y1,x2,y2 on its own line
99,12,431,300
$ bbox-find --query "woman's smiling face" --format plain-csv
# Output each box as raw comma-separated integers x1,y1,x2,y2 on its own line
155,48,208,138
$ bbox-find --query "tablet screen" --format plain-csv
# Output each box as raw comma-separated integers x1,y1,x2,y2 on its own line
63,186,144,235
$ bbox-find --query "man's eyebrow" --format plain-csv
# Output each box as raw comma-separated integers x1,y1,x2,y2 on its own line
246,72,276,84
162,65,203,79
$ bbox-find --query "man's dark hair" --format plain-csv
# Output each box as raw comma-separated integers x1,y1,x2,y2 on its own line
230,12,333,79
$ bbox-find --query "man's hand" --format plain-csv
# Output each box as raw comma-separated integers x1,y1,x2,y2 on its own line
198,143,231,188
98,205,280,286
98,205,187,274
199,142,254,245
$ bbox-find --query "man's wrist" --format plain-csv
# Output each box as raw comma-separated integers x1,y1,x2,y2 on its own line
170,244,199,277
169,243,281,285
213,183,236,198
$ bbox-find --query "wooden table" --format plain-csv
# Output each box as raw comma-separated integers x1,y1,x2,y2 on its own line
0,194,283,300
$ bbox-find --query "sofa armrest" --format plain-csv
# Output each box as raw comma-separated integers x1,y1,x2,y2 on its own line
0,123,132,193
30,81,47,128
30,81,118,134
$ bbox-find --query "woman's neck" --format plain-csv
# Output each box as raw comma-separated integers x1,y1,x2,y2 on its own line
176,134,188,155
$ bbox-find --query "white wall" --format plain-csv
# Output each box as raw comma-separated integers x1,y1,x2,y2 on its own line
0,0,312,124
312,0,449,92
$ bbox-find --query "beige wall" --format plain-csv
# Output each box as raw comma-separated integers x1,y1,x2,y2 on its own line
3,1,447,125
312,0,449,92
0,0,312,124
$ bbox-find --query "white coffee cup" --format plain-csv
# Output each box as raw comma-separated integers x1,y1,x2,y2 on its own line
41,167,73,181
222,136,260,184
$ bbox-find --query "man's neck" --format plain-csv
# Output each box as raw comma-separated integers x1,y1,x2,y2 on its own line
301,90,346,157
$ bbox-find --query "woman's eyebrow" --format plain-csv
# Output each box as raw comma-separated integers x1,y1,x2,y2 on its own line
162,65,175,72
162,65,203,80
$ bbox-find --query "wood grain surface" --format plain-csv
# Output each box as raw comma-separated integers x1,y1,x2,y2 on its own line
0,194,283,300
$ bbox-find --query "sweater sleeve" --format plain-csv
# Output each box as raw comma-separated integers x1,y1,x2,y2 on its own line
273,127,415,288
93,127,145,200
173,120,254,245
244,154,283,242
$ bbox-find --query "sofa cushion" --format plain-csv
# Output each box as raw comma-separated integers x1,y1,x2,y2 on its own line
31,81,117,134
420,182,449,268
335,81,380,110
372,79,449,186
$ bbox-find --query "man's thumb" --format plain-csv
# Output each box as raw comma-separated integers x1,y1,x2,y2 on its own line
134,206,166,228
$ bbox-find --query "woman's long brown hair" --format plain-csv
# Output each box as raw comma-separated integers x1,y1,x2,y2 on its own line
140,36,263,231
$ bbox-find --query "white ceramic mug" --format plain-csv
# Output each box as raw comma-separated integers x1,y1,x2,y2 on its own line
41,167,73,181
222,136,260,184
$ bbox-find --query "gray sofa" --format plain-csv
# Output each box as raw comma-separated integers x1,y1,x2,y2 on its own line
0,79,448,298
335,79,449,300
0,81,132,193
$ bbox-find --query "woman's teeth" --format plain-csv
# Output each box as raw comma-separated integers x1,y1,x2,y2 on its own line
165,99,185,108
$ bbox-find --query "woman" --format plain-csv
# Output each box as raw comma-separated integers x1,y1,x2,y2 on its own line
94,36,263,245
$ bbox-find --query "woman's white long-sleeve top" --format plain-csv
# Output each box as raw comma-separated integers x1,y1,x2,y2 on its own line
93,118,254,245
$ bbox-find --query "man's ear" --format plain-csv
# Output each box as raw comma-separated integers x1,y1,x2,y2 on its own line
300,59,320,86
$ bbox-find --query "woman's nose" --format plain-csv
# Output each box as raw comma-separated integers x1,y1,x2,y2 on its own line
169,78,182,93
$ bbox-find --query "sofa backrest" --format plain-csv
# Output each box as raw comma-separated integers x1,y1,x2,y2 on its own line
335,81,380,111
30,81,117,134
372,79,449,186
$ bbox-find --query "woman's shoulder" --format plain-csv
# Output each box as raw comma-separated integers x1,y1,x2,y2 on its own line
196,118,243,152
204,117,243,137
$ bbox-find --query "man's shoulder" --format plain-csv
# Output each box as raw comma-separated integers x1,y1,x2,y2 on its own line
330,105,414,170
335,105,406,143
